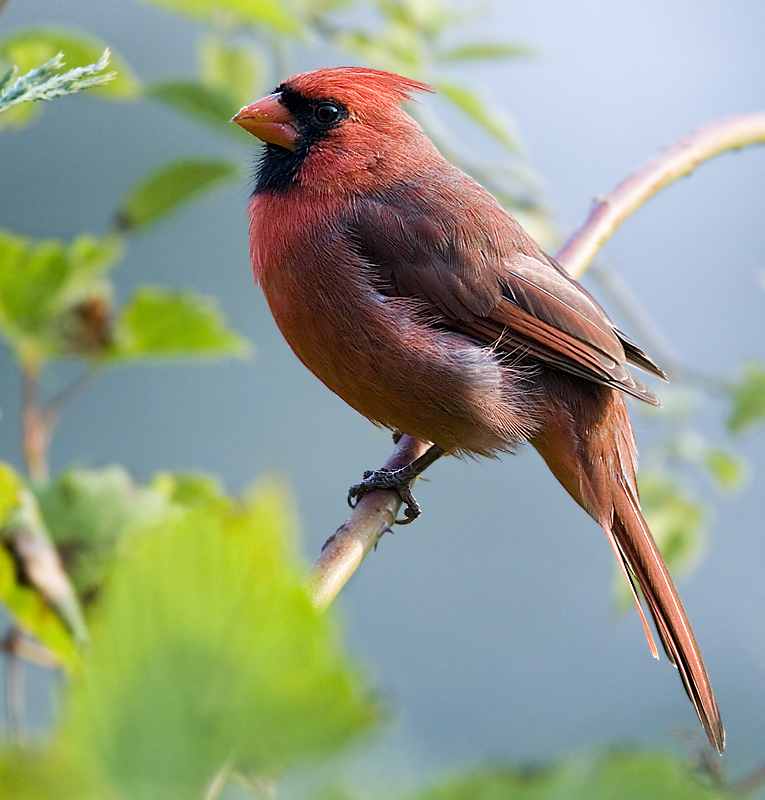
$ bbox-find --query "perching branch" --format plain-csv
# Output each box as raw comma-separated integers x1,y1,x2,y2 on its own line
306,112,765,609
306,436,430,610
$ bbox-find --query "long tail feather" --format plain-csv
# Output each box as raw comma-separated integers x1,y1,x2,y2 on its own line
532,381,724,753
609,477,724,753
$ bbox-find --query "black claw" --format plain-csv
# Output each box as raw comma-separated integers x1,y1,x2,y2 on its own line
346,467,422,524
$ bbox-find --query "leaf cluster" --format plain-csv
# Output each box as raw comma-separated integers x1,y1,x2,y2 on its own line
0,469,377,797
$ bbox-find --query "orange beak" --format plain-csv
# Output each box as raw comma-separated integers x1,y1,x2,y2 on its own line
231,93,298,151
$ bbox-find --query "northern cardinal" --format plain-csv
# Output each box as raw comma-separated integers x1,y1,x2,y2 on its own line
233,67,724,752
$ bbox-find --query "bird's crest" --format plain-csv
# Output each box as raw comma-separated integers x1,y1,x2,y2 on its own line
280,67,434,109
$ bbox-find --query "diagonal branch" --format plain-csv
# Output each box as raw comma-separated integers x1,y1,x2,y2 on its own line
558,113,765,278
306,112,765,609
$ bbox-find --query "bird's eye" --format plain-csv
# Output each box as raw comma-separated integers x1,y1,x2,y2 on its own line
314,102,340,125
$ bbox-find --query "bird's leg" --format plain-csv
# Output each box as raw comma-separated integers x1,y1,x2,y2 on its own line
347,445,445,523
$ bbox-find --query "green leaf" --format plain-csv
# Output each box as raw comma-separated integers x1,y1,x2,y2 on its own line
0,463,83,664
333,27,424,73
705,448,748,491
111,286,251,360
198,36,261,106
35,466,170,603
0,229,123,360
141,0,301,34
0,28,140,99
401,752,732,799
727,362,765,433
0,749,103,800
437,42,533,62
147,79,247,137
434,79,520,151
115,157,240,231
65,481,376,798
152,471,227,508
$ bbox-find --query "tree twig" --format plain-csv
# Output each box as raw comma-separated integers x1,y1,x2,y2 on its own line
306,436,430,610
306,112,765,609
2,627,26,746
557,113,765,279
21,361,49,481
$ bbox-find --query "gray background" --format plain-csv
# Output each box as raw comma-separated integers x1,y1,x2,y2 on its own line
0,0,764,793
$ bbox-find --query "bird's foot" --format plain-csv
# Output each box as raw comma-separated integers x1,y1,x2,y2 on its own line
347,468,421,524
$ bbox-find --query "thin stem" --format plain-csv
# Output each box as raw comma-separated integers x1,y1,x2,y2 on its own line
20,361,49,481
307,112,765,610
2,628,25,746
204,762,231,800
40,367,97,436
732,762,765,796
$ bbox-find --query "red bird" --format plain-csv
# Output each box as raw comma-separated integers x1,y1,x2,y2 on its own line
233,67,724,752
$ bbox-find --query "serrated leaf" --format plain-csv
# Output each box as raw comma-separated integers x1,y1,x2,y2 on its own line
115,158,240,231
0,28,140,99
437,42,533,62
401,752,732,799
198,36,261,105
65,482,376,798
434,79,519,151
147,79,247,137
705,448,747,491
111,286,250,360
0,229,123,359
141,0,301,34
35,466,170,602
727,362,765,433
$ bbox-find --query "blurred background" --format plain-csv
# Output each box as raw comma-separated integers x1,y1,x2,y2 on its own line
0,0,764,796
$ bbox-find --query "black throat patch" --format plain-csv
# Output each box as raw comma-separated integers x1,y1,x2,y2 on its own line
253,86,349,195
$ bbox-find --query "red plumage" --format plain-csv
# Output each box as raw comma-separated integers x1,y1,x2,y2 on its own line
234,67,723,752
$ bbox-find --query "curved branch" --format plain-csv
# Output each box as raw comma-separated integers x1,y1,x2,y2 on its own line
558,113,765,278
307,112,765,608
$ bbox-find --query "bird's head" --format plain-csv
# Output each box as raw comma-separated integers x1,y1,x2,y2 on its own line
233,67,436,194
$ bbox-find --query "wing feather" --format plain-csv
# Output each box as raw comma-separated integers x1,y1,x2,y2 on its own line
346,181,664,404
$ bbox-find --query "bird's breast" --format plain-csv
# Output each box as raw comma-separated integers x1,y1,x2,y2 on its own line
248,191,536,455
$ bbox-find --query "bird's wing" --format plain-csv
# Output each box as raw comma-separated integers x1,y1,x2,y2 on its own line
347,183,665,405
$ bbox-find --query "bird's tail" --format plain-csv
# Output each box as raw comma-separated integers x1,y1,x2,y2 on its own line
531,382,724,753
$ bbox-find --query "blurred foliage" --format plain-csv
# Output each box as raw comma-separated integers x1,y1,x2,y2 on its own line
115,159,243,231
0,461,84,663
34,466,169,603
727,363,765,434
1,480,377,798
0,228,246,369
0,0,764,796
111,287,251,360
390,752,734,800
629,381,753,604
